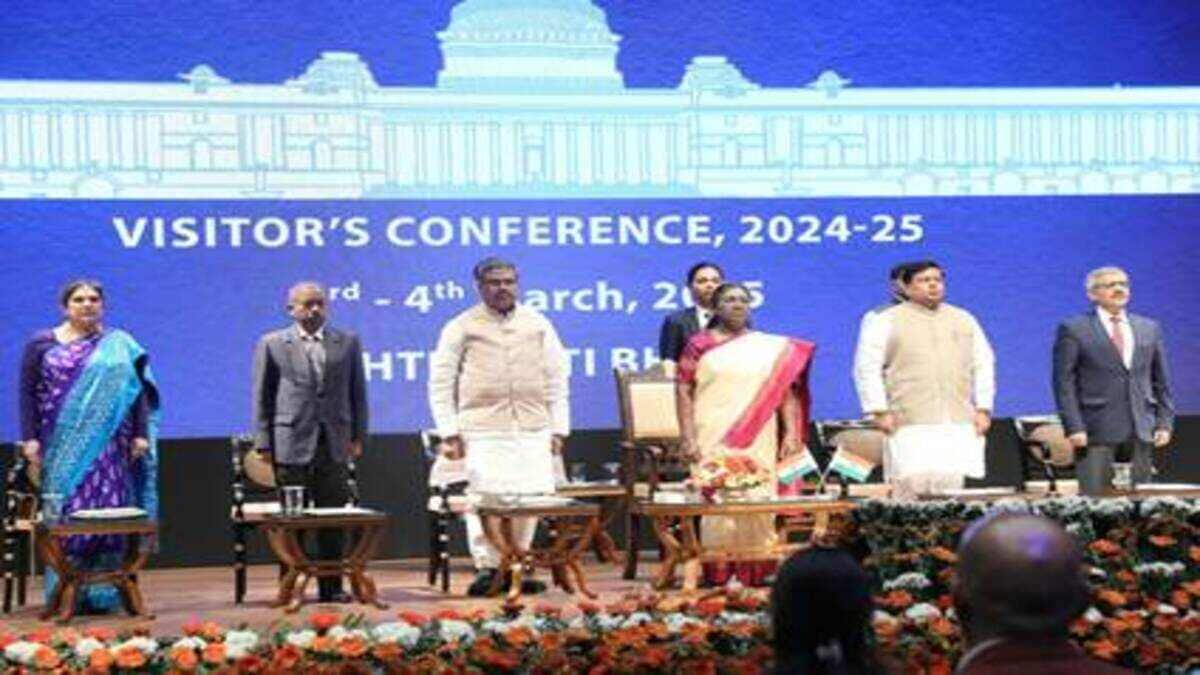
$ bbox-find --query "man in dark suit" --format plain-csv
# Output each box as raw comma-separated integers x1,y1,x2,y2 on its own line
253,281,369,603
658,261,723,365
1052,266,1173,496
953,513,1130,674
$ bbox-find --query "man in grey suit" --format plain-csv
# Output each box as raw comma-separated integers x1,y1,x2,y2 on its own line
253,281,368,602
1052,266,1173,495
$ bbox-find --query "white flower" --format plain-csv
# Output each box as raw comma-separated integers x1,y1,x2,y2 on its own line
372,622,422,648
871,610,897,625
664,612,705,633
169,636,207,652
4,641,43,665
1133,561,1184,577
883,572,932,591
438,619,475,643
327,625,348,641
224,630,259,660
593,614,624,631
903,603,941,622
285,629,316,649
1083,607,1104,623
115,636,159,655
74,637,106,659
1156,604,1179,616
621,611,654,628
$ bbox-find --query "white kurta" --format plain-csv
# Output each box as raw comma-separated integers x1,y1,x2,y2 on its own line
852,305,995,483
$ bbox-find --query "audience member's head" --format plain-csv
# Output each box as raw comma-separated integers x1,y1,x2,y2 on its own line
771,546,876,675
953,513,1090,645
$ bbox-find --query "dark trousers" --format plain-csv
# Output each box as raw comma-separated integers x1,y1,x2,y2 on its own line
1076,438,1154,496
275,432,349,598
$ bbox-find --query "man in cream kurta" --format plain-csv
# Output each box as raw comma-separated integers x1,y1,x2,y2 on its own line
853,261,995,497
428,257,570,596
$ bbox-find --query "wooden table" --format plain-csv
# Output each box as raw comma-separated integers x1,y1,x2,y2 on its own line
635,497,856,592
260,510,389,613
555,482,625,563
475,501,602,609
36,518,157,623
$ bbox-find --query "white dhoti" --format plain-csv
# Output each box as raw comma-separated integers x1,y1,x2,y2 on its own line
462,430,555,569
883,424,986,499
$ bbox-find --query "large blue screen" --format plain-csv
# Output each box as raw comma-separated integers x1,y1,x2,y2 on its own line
2,1,1198,438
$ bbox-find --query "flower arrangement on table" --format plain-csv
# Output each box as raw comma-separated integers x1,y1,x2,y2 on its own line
689,453,771,502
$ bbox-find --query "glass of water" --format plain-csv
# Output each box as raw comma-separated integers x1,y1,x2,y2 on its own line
41,493,64,523
281,485,307,515
1111,463,1133,492
602,462,622,484
568,462,588,484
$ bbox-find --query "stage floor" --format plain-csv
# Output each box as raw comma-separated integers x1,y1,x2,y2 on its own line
1,557,660,633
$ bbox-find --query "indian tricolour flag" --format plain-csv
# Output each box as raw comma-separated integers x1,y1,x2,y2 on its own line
825,447,876,483
778,448,820,485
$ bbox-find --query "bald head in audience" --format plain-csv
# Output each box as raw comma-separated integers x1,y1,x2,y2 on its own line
953,513,1089,642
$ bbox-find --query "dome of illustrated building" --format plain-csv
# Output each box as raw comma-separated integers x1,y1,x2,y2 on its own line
287,52,379,94
436,0,624,93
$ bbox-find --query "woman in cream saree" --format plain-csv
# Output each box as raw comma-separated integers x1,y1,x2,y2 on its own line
676,283,814,586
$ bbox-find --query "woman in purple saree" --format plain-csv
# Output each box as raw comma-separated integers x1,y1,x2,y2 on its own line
18,280,158,612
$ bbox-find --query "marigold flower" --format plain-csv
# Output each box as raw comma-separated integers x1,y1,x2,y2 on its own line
86,647,115,673
308,611,341,632
1148,534,1177,548
372,642,403,661
928,546,957,564
202,642,227,665
32,646,60,669
504,626,535,649
1087,638,1120,661
114,646,146,669
272,643,302,669
1095,588,1127,608
310,635,336,654
337,636,368,659
1089,539,1122,557
398,610,429,625
236,654,265,673
170,646,199,671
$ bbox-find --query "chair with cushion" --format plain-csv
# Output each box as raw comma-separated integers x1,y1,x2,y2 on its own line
613,363,688,579
1013,415,1078,494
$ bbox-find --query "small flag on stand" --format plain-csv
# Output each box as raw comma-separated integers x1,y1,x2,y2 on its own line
825,446,875,483
778,448,820,486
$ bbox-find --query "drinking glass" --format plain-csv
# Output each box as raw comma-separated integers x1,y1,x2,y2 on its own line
569,462,588,484
41,493,64,523
281,485,307,515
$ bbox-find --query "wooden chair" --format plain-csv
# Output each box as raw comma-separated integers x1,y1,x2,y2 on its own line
3,450,38,613
1013,415,1078,495
417,431,469,593
230,434,362,603
613,363,688,579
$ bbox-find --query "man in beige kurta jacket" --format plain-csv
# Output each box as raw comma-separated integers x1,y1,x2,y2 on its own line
428,257,571,596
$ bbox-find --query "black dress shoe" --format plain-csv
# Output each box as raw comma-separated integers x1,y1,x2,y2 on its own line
501,571,547,595
519,579,547,594
318,591,354,604
467,568,499,597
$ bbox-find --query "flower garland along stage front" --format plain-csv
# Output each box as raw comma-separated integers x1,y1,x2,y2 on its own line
0,496,1195,673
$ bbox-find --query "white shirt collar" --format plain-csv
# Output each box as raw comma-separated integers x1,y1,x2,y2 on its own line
296,324,325,341
695,305,712,327
1096,307,1128,324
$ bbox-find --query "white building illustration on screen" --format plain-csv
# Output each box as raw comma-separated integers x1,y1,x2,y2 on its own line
0,0,1197,199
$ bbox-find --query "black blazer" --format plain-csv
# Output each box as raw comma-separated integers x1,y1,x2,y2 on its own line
1052,311,1173,444
659,308,703,362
